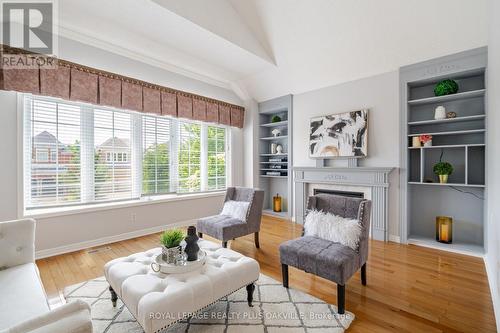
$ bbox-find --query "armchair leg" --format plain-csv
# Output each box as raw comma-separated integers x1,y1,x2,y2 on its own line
222,241,228,248
361,263,367,286
337,284,345,314
254,232,260,248
198,232,203,238
246,283,255,307
282,264,289,288
109,286,118,307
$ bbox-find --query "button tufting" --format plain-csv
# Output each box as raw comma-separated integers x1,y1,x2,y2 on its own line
16,246,23,252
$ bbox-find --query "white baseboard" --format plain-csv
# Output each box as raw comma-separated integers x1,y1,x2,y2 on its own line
388,234,401,243
35,220,196,259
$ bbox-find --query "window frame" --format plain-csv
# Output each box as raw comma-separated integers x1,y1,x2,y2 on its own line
19,93,231,215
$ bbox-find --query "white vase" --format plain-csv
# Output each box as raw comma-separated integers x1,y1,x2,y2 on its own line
434,106,446,120
276,144,283,154
271,143,277,154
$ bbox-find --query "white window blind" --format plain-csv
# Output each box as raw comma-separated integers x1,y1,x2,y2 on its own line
142,115,172,195
94,109,133,201
27,97,81,208
207,126,226,190
23,94,229,211
178,121,201,193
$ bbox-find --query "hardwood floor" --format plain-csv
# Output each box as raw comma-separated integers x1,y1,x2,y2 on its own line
37,216,496,332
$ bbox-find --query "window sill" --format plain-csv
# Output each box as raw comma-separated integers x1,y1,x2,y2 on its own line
24,191,226,219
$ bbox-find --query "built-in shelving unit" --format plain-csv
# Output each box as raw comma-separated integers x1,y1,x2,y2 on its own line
400,47,487,256
258,95,293,219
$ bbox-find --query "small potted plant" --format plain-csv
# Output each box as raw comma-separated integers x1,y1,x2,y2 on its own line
419,134,433,147
160,229,184,264
433,161,453,184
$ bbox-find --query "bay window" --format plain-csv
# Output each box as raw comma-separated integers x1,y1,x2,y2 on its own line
23,94,229,210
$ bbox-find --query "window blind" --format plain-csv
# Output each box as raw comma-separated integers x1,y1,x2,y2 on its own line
178,122,201,193
207,126,226,190
23,94,229,211
27,97,81,208
142,115,172,195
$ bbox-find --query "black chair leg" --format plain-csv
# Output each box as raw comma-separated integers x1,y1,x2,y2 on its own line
222,241,228,248
361,263,367,286
254,232,260,248
337,284,345,314
198,232,203,238
282,264,289,288
246,283,255,307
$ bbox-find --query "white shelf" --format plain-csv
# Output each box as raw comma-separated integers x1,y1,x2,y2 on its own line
408,182,485,188
408,236,484,257
260,161,288,164
408,114,485,126
408,143,485,149
260,107,288,115
407,89,485,106
261,175,288,179
260,135,288,141
408,129,485,137
260,120,288,127
262,209,289,219
260,153,288,156
260,169,288,172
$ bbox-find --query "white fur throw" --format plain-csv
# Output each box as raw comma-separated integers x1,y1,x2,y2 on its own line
304,210,362,250
221,200,250,221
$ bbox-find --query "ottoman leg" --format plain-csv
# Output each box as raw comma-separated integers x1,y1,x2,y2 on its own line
222,241,228,248
109,286,118,307
198,232,203,238
246,283,255,307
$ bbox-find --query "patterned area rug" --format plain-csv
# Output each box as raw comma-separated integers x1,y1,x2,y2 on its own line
64,274,354,333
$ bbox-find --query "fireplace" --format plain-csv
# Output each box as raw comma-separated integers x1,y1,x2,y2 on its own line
293,166,394,241
313,189,364,199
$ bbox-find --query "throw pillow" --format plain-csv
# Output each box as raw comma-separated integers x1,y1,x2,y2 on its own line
304,209,362,250
221,200,250,221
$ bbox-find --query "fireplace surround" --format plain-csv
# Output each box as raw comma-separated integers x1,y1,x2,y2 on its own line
294,166,394,241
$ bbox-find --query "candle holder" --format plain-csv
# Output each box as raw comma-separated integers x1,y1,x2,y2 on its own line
435,216,453,244
273,193,282,212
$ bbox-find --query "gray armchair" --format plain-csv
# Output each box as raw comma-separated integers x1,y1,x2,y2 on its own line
279,193,372,314
197,187,265,248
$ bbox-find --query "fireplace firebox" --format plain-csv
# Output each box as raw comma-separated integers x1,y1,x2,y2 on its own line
313,189,364,199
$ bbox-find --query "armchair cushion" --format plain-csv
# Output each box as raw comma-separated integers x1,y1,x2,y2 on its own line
304,209,362,250
279,236,360,285
3,300,92,333
0,218,35,269
197,215,248,241
220,200,250,221
0,263,49,330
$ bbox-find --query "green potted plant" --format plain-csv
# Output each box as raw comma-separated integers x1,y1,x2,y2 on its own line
160,229,184,264
271,115,282,123
434,79,459,96
433,161,454,184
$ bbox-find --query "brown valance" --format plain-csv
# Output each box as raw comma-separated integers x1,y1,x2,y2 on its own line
0,44,245,128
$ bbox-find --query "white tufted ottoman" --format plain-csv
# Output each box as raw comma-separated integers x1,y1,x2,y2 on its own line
104,239,260,333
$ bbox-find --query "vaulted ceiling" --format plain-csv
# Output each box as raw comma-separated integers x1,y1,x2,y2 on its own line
58,0,488,102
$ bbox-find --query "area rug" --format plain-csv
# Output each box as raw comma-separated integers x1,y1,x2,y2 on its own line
63,274,354,333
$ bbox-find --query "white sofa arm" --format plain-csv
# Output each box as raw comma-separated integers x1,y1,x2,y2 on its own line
0,218,36,269
2,300,92,333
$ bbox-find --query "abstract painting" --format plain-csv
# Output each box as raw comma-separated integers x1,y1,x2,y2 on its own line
309,109,368,158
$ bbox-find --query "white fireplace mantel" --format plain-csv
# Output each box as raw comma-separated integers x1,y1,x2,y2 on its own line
294,166,394,241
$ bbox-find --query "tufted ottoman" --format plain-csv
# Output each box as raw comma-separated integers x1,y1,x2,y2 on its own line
104,239,260,333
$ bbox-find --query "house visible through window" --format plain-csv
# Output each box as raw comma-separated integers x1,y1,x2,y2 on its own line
23,94,229,210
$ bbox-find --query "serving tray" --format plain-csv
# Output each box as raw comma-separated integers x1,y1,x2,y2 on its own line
151,250,206,274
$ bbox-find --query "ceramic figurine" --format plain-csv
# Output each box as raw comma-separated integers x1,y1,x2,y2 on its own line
184,226,200,261
434,106,446,120
271,128,281,137
276,144,283,154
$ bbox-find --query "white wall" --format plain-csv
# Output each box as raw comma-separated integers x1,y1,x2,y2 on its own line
485,0,500,327
0,37,245,256
292,71,401,239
